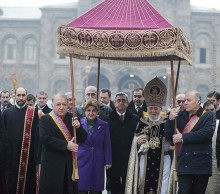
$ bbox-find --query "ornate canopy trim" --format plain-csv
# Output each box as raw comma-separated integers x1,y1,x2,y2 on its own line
57,26,192,65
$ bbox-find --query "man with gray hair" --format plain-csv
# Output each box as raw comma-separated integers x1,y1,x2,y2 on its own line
107,92,139,194
65,92,74,113
35,91,52,114
38,93,87,194
75,86,112,121
165,90,215,194
35,91,52,167
176,93,186,112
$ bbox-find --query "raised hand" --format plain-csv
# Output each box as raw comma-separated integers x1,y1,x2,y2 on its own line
72,117,80,129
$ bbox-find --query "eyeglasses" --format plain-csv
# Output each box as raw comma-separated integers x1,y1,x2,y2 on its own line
177,100,185,104
86,93,96,97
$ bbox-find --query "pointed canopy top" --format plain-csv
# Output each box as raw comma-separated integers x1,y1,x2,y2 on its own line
58,0,192,65
68,0,173,30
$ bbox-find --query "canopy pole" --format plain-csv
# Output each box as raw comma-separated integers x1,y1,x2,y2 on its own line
171,58,176,107
96,58,101,100
175,58,181,95
69,55,79,181
170,57,178,194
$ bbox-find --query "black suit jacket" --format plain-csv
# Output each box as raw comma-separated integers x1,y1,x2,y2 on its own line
107,109,139,177
35,104,52,114
109,100,115,110
35,104,52,164
127,100,147,118
0,102,13,114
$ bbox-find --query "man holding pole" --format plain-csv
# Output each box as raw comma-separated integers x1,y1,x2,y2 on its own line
38,93,87,194
165,90,215,194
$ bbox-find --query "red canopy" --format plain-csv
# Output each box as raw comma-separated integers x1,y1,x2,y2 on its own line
67,0,172,30
57,0,192,64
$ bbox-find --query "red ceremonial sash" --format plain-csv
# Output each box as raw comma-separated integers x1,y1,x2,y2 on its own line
49,111,72,142
16,107,35,194
49,112,79,180
178,110,206,155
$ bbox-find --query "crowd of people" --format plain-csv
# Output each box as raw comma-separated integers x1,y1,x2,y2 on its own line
0,78,220,194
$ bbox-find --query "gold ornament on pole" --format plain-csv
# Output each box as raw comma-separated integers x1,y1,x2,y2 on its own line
11,73,17,105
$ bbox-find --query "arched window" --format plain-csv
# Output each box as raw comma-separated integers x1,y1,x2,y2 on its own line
24,38,37,61
53,80,67,94
195,34,211,64
118,76,144,100
197,84,209,103
4,38,17,60
86,73,110,89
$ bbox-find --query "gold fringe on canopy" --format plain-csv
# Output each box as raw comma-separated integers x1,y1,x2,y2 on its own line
57,26,192,65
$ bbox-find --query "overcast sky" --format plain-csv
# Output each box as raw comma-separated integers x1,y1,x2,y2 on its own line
1,0,220,9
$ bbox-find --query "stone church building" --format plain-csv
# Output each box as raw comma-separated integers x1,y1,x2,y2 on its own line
0,0,220,105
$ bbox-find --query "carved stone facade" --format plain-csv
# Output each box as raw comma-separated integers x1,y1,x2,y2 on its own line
0,0,220,104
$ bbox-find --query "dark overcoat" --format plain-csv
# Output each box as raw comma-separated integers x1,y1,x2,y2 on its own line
78,117,112,191
0,102,12,114
35,104,52,114
34,104,52,164
165,107,215,175
216,122,220,168
107,109,139,177
0,114,8,194
39,112,87,194
127,100,147,119
2,105,39,194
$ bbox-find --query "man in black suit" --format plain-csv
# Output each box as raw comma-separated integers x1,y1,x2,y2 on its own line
107,92,139,194
207,91,220,119
100,88,115,110
128,88,147,118
35,91,52,114
0,90,12,114
35,91,52,169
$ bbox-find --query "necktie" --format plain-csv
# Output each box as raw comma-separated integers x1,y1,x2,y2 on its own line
136,106,140,113
2,106,6,113
119,114,124,122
